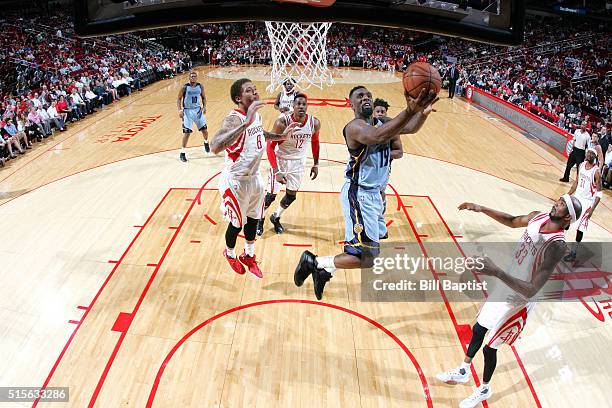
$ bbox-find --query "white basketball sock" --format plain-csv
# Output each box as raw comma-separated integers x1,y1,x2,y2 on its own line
245,242,255,257
316,256,336,274
226,247,236,258
459,361,470,374
274,206,286,218
180,147,186,154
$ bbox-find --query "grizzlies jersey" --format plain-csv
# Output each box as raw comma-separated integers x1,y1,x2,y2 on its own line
343,118,391,190
183,83,203,110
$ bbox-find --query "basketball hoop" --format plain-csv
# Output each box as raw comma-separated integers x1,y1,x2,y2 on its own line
265,21,334,91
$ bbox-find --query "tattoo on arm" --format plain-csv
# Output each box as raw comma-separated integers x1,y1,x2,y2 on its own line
263,130,286,141
210,115,246,154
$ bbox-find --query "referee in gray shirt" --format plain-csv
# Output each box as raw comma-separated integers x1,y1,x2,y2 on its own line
560,121,590,182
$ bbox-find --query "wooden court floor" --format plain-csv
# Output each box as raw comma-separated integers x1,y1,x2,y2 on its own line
0,66,610,407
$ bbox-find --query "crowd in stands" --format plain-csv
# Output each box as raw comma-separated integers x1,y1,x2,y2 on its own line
0,12,191,166
163,17,609,137
433,19,610,136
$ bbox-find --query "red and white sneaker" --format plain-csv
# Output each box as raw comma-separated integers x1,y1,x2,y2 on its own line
224,249,245,275
239,252,263,279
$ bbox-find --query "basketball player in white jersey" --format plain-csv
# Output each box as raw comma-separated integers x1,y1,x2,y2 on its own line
373,98,403,239
274,79,296,114
210,78,297,278
257,93,321,235
588,132,605,169
177,71,208,162
436,195,582,408
563,147,602,262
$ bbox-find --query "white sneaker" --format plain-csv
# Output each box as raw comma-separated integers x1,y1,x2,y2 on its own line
436,367,470,384
459,385,492,408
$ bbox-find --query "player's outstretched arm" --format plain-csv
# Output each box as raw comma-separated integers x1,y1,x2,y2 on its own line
390,135,403,159
267,117,287,172
264,122,298,141
458,202,539,228
348,89,437,145
478,240,566,299
274,92,282,111
399,103,438,134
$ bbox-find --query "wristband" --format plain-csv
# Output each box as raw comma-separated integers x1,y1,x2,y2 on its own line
595,191,603,199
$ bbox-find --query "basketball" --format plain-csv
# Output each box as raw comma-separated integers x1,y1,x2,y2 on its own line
402,62,442,98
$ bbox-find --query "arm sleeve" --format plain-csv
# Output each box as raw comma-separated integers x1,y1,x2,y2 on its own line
267,140,280,169
311,131,320,163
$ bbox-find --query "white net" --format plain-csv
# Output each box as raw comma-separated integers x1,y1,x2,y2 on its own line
265,21,334,92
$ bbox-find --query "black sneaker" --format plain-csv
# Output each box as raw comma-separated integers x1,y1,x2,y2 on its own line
204,142,210,153
180,152,187,162
264,193,276,210
294,250,317,287
559,177,569,182
256,218,264,236
312,268,332,300
270,213,284,234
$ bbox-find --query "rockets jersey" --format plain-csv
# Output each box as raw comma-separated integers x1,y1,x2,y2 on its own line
275,113,315,160
575,161,598,201
224,109,265,177
497,212,566,304
278,90,295,112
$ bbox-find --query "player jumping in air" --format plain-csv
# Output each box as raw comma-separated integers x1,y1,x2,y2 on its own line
293,86,438,299
211,78,297,278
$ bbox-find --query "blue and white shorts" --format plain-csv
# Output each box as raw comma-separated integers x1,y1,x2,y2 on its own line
182,108,207,133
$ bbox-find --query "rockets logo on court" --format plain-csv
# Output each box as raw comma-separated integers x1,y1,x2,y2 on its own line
543,262,612,323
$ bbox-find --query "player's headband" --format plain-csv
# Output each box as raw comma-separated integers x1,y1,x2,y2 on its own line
562,194,577,223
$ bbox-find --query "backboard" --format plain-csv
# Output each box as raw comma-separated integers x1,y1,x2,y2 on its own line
74,0,525,45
